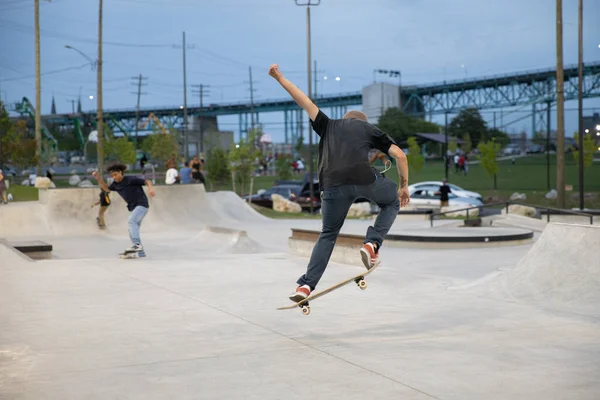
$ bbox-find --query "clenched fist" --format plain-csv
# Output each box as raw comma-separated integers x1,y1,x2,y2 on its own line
268,64,283,80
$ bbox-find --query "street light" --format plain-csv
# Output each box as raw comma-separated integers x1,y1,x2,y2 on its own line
65,45,98,70
294,0,320,214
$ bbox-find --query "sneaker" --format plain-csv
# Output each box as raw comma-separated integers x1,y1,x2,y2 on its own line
124,243,143,253
289,285,311,302
360,243,380,270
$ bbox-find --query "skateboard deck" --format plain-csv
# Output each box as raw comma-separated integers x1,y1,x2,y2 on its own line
277,264,379,315
119,251,140,259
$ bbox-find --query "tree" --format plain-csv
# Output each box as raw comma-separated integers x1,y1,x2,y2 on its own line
477,139,501,189
377,107,440,144
448,108,488,147
486,128,510,148
571,132,596,168
532,131,546,147
106,137,136,165
229,128,261,195
0,101,12,165
205,146,231,186
4,120,38,171
406,137,424,174
448,137,458,154
295,135,304,153
141,128,179,168
462,133,472,153
276,154,293,181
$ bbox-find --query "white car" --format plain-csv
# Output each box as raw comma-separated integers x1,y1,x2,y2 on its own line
408,181,483,203
409,186,483,209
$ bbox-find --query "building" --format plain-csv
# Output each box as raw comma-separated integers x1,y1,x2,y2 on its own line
361,82,401,124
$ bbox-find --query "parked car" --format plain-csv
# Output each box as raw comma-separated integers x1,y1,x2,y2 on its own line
0,165,17,176
245,184,302,209
409,186,483,209
408,181,483,203
290,184,321,211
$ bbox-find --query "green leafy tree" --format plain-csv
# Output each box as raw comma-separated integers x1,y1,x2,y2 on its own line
477,139,501,189
377,107,440,144
276,154,293,181
532,131,546,147
448,137,458,154
205,146,231,185
106,137,136,165
571,132,597,168
4,120,38,171
462,133,472,153
449,108,488,148
486,128,510,148
0,102,13,164
295,135,304,153
229,128,261,195
406,137,424,174
142,128,179,167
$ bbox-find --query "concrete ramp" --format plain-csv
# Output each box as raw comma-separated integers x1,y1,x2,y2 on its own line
0,185,264,238
0,240,34,268
483,223,600,316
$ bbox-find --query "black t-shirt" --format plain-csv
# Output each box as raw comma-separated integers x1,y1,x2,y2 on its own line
108,175,149,211
310,110,396,189
438,185,451,201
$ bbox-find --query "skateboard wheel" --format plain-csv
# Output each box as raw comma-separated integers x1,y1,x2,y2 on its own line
358,279,367,290
302,306,310,315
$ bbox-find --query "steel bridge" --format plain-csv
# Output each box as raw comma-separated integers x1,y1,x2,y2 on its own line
25,61,600,143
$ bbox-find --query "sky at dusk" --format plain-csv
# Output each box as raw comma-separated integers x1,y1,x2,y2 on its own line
1,0,599,141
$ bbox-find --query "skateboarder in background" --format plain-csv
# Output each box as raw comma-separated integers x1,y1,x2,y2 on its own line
0,169,8,205
91,189,111,229
91,163,155,257
268,64,410,302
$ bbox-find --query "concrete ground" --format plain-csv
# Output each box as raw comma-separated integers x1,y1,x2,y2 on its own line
1,204,599,399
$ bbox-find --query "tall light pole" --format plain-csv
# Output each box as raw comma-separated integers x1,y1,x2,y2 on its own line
556,0,566,208
96,0,104,175
577,0,584,210
295,0,320,214
65,45,98,70
34,0,42,176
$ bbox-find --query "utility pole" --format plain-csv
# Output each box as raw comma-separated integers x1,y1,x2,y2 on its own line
444,111,449,180
131,73,148,149
248,66,256,132
577,0,584,210
555,0,566,208
96,0,104,175
34,0,42,176
314,60,317,103
192,84,210,154
182,31,188,159
295,0,320,214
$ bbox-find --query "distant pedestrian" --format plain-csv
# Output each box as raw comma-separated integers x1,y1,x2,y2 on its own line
92,189,111,229
435,179,452,208
179,161,192,184
0,170,8,205
190,155,206,185
165,159,180,185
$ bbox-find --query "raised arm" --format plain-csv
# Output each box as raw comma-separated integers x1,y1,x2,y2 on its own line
269,64,319,121
91,171,110,192
387,144,410,207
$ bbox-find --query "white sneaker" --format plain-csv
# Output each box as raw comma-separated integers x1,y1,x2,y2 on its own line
124,244,143,253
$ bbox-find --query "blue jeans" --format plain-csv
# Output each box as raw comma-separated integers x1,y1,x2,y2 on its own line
128,206,148,248
297,172,400,290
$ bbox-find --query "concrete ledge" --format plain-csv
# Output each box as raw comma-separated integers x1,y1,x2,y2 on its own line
9,240,53,260
289,226,534,254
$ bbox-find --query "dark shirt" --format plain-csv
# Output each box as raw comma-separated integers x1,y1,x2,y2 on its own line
439,185,451,201
108,176,149,211
99,190,111,207
310,110,397,189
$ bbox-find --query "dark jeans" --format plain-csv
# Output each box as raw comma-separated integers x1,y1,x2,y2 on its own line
296,172,400,290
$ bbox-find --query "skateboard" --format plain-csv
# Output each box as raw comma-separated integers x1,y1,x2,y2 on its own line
277,264,379,315
119,250,141,259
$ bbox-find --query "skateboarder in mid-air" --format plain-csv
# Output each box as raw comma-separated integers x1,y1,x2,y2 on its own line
268,64,410,302
91,163,155,258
